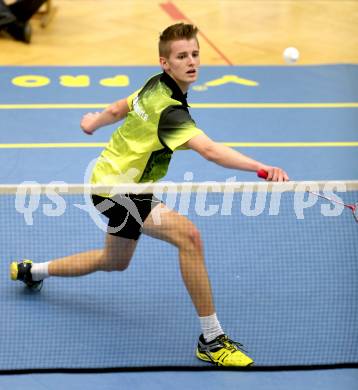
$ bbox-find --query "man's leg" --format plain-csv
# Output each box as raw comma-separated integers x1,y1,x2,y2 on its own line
47,234,138,277
142,203,214,317
142,203,254,367
11,233,138,288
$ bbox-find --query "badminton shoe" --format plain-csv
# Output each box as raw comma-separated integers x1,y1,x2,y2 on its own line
10,260,43,291
196,334,254,367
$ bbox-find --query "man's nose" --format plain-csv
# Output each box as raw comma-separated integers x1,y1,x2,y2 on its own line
187,55,195,65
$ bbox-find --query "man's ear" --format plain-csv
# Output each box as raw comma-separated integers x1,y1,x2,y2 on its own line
159,56,169,71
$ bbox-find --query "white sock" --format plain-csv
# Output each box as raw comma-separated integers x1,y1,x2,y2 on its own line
31,262,50,281
199,313,224,343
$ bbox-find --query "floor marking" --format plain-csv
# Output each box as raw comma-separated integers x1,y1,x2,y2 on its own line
1,142,357,149
1,102,357,109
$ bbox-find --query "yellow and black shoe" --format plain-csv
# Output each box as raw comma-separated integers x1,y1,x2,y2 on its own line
10,260,43,291
196,334,254,367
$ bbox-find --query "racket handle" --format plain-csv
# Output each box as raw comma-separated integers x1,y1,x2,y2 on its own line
257,169,268,179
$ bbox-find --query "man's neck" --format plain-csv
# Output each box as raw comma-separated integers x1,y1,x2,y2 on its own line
166,72,189,94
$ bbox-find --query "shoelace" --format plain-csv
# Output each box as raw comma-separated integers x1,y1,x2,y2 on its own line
217,335,248,353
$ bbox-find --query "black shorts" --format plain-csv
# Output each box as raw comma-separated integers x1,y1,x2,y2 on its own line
91,193,162,240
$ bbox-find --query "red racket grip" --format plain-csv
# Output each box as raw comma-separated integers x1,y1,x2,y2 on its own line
257,169,268,179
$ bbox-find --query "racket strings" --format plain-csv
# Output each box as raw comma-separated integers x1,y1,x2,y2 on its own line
308,191,358,223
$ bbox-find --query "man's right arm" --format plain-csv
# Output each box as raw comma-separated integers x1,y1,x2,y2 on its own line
80,98,130,135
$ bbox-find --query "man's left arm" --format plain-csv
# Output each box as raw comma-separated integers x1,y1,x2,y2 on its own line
185,133,289,181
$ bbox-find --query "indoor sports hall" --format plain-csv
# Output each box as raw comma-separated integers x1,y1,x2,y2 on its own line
0,1,357,389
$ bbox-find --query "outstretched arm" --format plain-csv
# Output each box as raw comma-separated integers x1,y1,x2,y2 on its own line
185,134,289,181
80,98,130,135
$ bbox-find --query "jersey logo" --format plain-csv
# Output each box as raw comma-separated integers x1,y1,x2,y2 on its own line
133,95,148,121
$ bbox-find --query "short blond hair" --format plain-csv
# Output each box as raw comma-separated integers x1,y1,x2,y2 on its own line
159,23,199,58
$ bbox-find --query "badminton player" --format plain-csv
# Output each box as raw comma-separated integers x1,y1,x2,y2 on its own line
11,23,288,367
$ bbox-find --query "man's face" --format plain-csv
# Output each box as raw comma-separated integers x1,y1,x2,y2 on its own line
160,38,200,92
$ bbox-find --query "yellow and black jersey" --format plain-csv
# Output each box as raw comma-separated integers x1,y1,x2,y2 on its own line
91,72,203,188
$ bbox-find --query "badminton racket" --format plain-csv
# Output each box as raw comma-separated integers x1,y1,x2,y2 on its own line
257,169,358,222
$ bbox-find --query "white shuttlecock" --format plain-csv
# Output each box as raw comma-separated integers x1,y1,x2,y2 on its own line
283,47,300,64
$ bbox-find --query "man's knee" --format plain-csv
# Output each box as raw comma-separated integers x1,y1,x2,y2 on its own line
177,223,202,251
100,236,136,271
100,254,131,272
188,226,202,249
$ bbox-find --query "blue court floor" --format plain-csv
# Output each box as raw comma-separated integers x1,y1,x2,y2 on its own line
1,369,358,390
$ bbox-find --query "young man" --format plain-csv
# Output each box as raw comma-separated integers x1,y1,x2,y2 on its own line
11,23,288,367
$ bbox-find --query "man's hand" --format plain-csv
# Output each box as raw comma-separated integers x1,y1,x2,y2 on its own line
80,112,101,135
80,98,131,135
258,166,289,182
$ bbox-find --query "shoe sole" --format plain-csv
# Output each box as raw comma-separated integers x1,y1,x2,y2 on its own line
196,349,254,367
196,350,213,363
10,262,18,281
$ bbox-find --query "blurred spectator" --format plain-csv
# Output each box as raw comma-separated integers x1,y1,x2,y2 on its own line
0,0,46,43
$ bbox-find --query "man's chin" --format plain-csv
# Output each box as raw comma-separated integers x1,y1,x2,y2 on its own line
186,74,198,83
